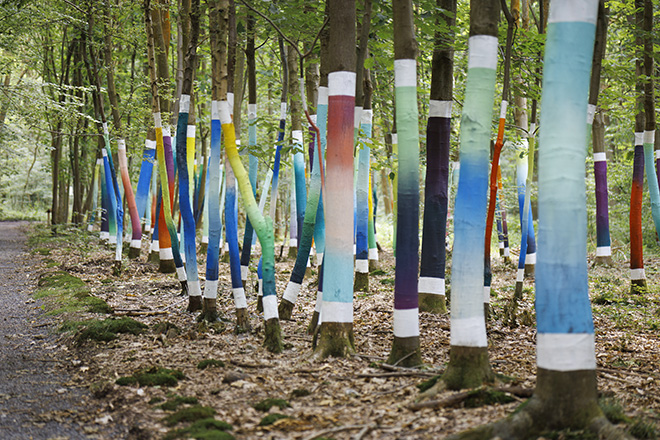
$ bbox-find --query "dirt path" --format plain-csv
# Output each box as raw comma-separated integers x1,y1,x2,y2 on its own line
0,221,121,439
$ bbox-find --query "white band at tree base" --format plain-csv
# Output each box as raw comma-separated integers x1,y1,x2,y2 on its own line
314,290,323,312
631,268,645,280
262,294,278,320
393,308,419,338
289,238,297,247
108,235,116,244
483,286,491,304
537,333,596,371
321,301,353,323
596,246,611,257
368,248,378,260
282,281,302,303
257,279,263,297
204,280,218,299
130,239,141,249
201,236,208,244
526,252,536,265
240,265,248,280
503,247,510,257
451,316,488,347
517,268,525,282
232,287,247,309
418,276,445,295
150,240,159,251
355,259,368,273
88,224,94,232
316,252,324,266
176,266,187,282
160,247,173,260
468,35,498,70
188,280,201,297
100,231,109,240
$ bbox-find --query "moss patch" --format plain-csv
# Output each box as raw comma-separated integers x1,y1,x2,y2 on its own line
75,317,147,344
162,406,216,426
197,359,225,370
253,398,290,412
463,388,515,408
164,418,234,440
258,413,289,427
290,388,311,398
416,375,441,393
159,396,199,411
35,271,112,315
116,367,185,388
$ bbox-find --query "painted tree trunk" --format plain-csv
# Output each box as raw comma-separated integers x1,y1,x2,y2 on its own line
88,158,101,233
514,148,537,298
367,171,378,270
442,0,499,390
135,139,156,229
313,87,328,266
630,129,646,292
220,101,282,352
354,110,372,291
117,139,142,259
240,103,258,284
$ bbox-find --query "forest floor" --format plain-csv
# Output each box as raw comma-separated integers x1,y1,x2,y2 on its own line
20,222,660,439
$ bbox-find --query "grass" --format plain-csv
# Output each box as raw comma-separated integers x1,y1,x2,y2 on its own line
72,317,147,344
253,398,290,412
35,271,112,315
197,359,225,370
162,406,216,426
164,418,234,440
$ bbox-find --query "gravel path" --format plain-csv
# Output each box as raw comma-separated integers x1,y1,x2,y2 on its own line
0,221,121,439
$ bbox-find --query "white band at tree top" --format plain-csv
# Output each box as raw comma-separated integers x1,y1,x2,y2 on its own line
103,122,109,135
393,308,419,338
118,139,126,151
292,130,303,144
180,94,191,113
130,239,141,249
321,301,353,323
361,109,373,125
211,101,220,119
418,276,444,295
451,316,488,347
354,106,363,129
593,152,607,162
394,59,416,88
596,246,611,257
160,247,173,260
146,139,156,150
227,92,234,111
548,0,598,25
218,101,232,125
537,333,596,371
656,150,660,160
392,133,398,144
262,295,278,321
176,266,187,282
102,149,108,157
282,281,302,303
204,280,218,299
429,100,452,118
587,103,596,125
280,102,287,120
153,112,162,128
232,287,247,309
188,280,201,297
328,71,356,97
318,87,329,105
631,268,645,280
635,132,643,146
526,252,536,265
644,130,655,144
468,35,498,70
355,259,368,273
248,104,257,119
483,286,490,304
187,125,196,138
500,100,508,119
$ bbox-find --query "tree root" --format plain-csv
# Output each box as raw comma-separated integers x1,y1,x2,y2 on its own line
263,318,283,353
278,298,295,320
418,292,447,314
235,307,251,333
354,272,369,292
307,311,319,335
187,294,202,313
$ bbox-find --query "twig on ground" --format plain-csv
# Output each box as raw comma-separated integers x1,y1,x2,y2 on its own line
303,423,375,440
357,371,436,378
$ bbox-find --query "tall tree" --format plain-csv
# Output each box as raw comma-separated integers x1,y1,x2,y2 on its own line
418,0,456,314
449,1,631,438
314,0,356,359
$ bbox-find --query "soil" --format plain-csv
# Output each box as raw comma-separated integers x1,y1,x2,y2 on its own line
10,221,660,439
0,221,124,439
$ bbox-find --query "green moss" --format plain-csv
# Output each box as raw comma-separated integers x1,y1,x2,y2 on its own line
35,271,111,315
599,398,629,424
76,318,147,343
163,406,216,426
370,269,387,276
258,413,289,426
463,388,515,408
116,367,185,388
539,429,598,440
164,418,234,440
197,359,225,370
149,397,165,405
33,247,51,256
629,418,658,439
153,321,181,335
160,396,199,411
253,398,290,412
416,375,441,393
380,278,395,285
290,388,311,398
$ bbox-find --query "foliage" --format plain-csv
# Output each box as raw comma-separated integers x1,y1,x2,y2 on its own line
162,405,216,427
35,270,112,315
75,317,147,343
117,366,185,388
164,418,234,440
